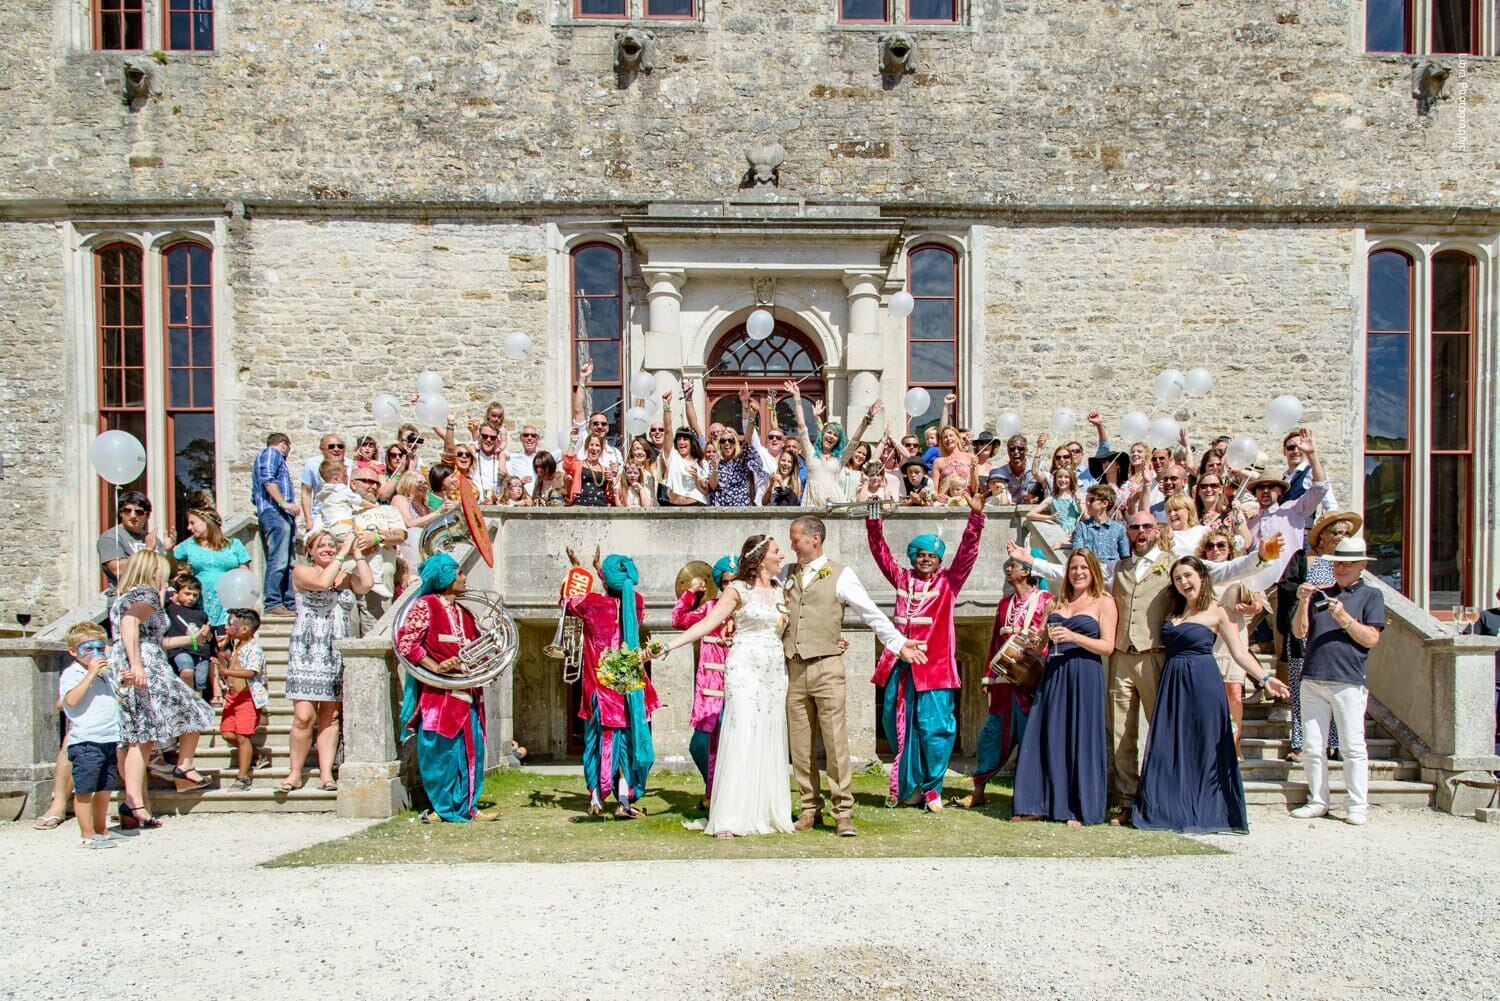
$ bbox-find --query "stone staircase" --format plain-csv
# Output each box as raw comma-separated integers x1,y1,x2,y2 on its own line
147,614,338,814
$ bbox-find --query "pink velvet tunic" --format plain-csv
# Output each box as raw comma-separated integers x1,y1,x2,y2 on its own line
395,594,486,744
672,589,728,733
865,511,985,692
564,591,660,728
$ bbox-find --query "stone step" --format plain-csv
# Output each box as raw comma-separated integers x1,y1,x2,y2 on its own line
1239,758,1421,782
1244,778,1436,808
1238,737,1401,761
147,765,318,786
138,786,338,814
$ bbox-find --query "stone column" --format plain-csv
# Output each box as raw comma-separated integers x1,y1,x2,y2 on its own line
642,267,687,373
843,270,884,434
841,626,879,769
335,637,404,818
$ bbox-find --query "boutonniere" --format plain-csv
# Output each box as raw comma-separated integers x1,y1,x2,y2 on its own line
1151,562,1168,576
817,565,831,580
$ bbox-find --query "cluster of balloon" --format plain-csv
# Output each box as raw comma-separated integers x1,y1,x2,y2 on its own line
903,386,931,417
746,309,775,341
1264,395,1304,434
994,410,1022,439
413,371,450,427
89,430,147,485
888,291,915,320
216,567,262,611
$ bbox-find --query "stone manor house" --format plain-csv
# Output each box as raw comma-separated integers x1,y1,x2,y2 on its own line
2,0,1498,623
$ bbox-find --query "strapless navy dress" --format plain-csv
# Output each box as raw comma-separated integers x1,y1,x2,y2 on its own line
1011,613,1108,825
1134,620,1248,834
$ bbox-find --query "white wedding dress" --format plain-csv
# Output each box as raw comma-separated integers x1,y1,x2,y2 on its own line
705,581,794,836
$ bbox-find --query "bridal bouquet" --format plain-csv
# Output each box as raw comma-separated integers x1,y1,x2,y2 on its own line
596,640,666,694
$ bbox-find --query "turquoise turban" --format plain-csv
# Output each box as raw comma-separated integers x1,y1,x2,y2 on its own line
417,553,459,597
599,554,641,649
906,534,946,566
711,555,739,590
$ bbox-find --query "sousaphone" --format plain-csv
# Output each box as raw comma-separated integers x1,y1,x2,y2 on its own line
392,586,519,691
420,476,494,567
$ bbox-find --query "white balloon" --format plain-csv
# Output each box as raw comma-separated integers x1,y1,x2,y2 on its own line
556,428,572,454
1153,368,1186,404
888,291,915,319
502,332,532,360
1147,417,1181,450
994,410,1023,439
746,309,775,341
903,386,931,417
1049,407,1076,437
89,430,147,485
1264,394,1304,434
623,406,650,438
416,370,444,396
215,567,262,611
1119,410,1151,443
1184,367,1215,397
414,394,450,427
629,371,657,401
370,393,401,426
1223,434,1259,470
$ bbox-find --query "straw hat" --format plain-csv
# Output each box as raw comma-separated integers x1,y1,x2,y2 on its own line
1308,510,1364,551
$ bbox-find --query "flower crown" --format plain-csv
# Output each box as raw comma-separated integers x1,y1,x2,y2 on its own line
745,537,771,562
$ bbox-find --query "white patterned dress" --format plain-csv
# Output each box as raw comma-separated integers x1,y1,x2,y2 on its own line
110,585,215,744
285,586,353,702
705,581,794,836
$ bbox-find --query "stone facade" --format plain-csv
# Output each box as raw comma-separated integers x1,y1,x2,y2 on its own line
0,0,1496,622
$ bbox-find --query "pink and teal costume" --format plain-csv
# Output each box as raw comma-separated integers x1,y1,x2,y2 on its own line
866,511,985,806
973,587,1052,794
671,555,738,802
565,555,659,810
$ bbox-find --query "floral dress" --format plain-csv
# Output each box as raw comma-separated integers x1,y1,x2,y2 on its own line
285,586,354,702
709,452,765,507
109,585,215,744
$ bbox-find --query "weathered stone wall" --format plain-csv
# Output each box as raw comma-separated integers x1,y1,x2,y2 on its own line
1,1,1494,207
225,219,555,482
0,221,74,621
979,223,1360,498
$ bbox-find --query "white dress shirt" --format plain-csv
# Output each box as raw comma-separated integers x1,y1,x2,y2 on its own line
792,554,908,656
472,450,505,497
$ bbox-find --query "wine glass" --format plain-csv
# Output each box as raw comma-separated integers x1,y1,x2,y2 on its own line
14,613,31,636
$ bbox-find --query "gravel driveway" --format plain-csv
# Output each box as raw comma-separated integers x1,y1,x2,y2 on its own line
2,806,1495,1000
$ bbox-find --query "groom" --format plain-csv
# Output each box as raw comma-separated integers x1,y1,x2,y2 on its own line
784,515,927,836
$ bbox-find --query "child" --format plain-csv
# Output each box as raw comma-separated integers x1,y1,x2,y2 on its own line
1024,467,1082,536
315,459,389,589
215,608,267,791
982,469,1014,509
59,622,124,848
899,457,935,507
165,575,217,702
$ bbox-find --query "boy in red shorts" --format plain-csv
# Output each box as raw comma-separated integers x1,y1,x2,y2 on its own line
215,609,266,791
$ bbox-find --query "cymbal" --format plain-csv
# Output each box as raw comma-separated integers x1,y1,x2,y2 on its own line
674,560,718,601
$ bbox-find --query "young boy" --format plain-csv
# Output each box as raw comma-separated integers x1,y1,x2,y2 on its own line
59,622,124,848
314,460,389,588
215,608,266,791
165,574,217,701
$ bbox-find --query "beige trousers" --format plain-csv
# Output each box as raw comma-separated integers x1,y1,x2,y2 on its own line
786,652,853,820
1107,649,1164,808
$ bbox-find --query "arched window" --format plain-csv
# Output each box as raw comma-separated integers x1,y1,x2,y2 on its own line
96,243,148,501
905,244,958,438
705,323,824,430
1363,246,1479,607
570,243,624,440
164,242,216,535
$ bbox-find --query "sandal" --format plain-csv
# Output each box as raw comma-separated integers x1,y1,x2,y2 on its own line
32,815,64,831
614,804,645,820
275,779,303,794
172,765,207,784
231,777,253,792
419,809,444,824
1285,750,1303,763
319,780,338,792
122,804,163,829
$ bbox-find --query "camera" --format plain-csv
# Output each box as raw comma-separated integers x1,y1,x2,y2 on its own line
1309,592,1331,614
405,434,425,447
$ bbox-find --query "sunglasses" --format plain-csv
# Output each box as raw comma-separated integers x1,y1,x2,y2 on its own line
768,433,784,440
1068,447,1085,455
589,421,609,428
1127,524,1156,532
405,436,425,446
481,433,500,441
387,448,406,457
649,427,665,433
327,443,346,451
119,506,149,515
456,451,474,459
352,478,380,486
1205,540,1231,549
1198,482,1221,491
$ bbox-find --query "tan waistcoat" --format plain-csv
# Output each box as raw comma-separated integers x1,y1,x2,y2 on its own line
782,560,846,661
1111,555,1175,653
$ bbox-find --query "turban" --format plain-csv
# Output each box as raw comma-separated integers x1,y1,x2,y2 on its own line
711,555,739,591
906,534,946,566
599,554,642,649
417,553,459,598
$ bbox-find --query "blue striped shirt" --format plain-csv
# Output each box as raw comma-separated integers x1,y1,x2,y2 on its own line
251,446,293,517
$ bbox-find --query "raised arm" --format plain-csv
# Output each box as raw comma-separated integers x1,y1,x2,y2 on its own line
863,514,902,587
571,359,594,425
1213,606,1290,697
946,500,987,592
848,397,881,447
682,378,703,440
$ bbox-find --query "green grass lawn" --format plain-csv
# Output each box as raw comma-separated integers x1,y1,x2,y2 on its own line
267,768,1222,866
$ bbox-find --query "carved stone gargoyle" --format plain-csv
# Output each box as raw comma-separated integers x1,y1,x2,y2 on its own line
741,143,786,188
1412,61,1450,116
615,28,656,85
879,31,918,85
121,58,158,109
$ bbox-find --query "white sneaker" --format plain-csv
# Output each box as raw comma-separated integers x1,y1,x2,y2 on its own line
1344,812,1368,826
80,837,117,849
1289,804,1328,819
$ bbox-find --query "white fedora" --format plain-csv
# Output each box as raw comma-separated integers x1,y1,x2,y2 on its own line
1324,535,1371,563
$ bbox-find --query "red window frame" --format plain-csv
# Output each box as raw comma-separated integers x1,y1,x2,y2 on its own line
95,242,148,532
163,241,216,536
905,244,959,434
574,0,627,19
1363,248,1414,597
907,0,959,24
643,0,696,19
165,0,215,52
1365,0,1413,52
1431,0,1481,54
94,0,145,50
838,0,891,24
1427,250,1476,605
570,243,625,440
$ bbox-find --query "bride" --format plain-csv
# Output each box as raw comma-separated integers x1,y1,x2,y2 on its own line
663,534,793,836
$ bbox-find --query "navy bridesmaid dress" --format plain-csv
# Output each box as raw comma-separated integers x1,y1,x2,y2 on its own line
1011,613,1109,825
1134,619,1248,834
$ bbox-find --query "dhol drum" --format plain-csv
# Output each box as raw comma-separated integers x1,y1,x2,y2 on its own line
986,633,1046,695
